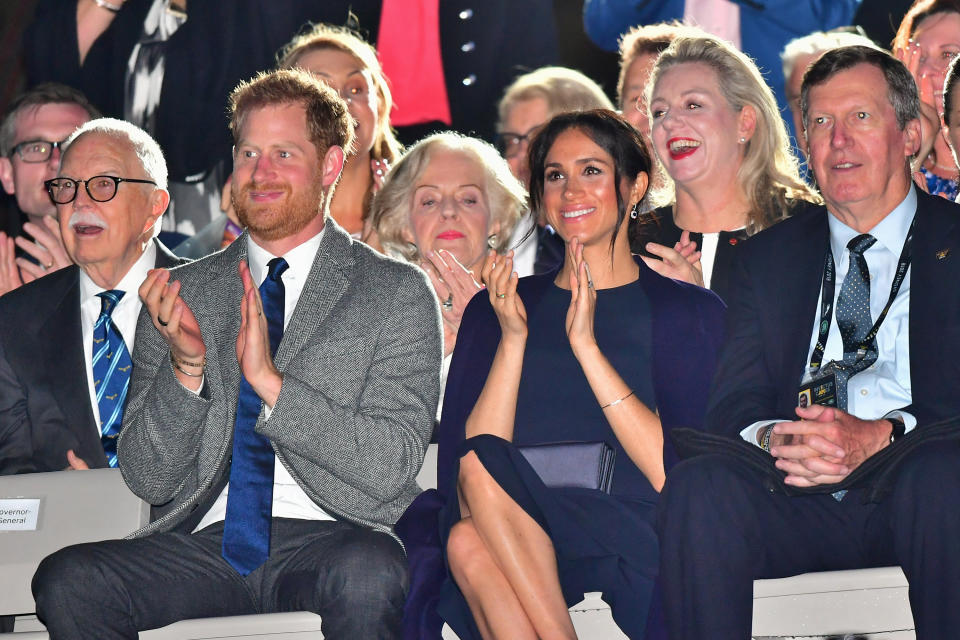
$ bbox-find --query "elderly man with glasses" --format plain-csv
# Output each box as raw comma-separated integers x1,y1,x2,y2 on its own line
0,84,101,295
0,117,185,475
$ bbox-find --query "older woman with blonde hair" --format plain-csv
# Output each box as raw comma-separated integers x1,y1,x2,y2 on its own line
278,23,402,245
634,33,819,302
373,132,525,358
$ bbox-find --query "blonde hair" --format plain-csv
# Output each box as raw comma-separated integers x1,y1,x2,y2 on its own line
372,132,527,263
278,23,401,164
647,36,819,233
497,66,613,132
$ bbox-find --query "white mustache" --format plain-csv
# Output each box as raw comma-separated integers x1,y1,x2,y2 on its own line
67,211,108,231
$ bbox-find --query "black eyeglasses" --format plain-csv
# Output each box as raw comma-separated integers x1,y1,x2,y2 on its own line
495,124,544,159
9,139,67,163
44,176,157,204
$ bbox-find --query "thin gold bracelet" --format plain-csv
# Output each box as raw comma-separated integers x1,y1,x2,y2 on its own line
601,390,634,409
173,361,203,378
170,352,206,369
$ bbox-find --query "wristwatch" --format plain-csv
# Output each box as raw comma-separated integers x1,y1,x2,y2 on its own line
887,416,906,444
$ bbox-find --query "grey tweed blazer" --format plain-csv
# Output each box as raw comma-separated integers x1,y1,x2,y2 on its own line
117,220,442,538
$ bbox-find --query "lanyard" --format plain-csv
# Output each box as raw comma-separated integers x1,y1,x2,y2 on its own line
809,217,915,370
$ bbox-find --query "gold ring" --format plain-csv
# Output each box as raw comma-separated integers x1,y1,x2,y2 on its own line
44,262,53,269
496,293,506,299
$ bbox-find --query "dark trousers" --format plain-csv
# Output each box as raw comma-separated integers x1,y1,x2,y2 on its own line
32,518,407,640
657,441,960,639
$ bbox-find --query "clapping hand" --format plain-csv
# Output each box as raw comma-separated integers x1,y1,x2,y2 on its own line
236,261,282,407
0,232,24,296
139,268,206,389
641,230,704,287
564,237,598,356
421,249,483,356
16,216,72,283
481,249,527,341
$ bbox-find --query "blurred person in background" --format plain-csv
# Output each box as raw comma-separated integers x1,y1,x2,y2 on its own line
0,83,99,295
893,0,960,198
279,23,402,248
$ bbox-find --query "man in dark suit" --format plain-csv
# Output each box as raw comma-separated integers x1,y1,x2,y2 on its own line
32,69,440,639
0,117,182,474
659,46,960,638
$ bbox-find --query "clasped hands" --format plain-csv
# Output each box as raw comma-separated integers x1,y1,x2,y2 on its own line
481,237,599,356
768,404,893,487
139,262,282,406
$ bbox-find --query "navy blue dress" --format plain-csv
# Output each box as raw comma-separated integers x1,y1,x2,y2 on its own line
437,277,663,639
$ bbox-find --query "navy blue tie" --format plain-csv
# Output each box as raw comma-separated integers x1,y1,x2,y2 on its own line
222,257,288,575
92,290,132,467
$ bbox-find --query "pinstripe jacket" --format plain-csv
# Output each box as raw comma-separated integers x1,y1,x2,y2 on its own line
118,220,441,539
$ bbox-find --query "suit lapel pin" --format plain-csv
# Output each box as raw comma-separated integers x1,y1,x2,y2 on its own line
936,248,950,260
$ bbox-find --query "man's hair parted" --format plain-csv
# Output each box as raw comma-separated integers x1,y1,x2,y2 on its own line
229,68,354,158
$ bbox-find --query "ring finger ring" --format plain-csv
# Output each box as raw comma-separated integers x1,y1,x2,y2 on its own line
442,293,453,311
496,292,506,299
157,317,169,327
44,261,53,269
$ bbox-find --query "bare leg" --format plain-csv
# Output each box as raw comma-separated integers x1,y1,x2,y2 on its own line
453,451,577,640
447,518,537,640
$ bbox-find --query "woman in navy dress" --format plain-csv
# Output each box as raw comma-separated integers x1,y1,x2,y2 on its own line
436,110,725,639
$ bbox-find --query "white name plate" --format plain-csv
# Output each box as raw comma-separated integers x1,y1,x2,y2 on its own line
0,498,41,531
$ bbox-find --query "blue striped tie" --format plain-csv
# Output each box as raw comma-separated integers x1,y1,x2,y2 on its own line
222,257,288,575
92,290,132,467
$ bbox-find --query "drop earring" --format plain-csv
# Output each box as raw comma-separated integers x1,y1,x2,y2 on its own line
629,202,641,219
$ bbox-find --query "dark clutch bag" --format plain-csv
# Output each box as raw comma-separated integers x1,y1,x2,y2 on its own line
517,441,616,493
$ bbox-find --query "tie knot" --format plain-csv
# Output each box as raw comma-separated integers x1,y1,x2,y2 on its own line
266,257,289,283
97,290,125,316
847,234,877,256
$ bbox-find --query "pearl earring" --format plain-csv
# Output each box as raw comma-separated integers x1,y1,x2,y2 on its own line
487,234,498,248
739,137,746,144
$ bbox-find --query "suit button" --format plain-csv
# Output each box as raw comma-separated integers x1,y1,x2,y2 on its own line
462,74,477,86
461,41,475,52
459,8,473,19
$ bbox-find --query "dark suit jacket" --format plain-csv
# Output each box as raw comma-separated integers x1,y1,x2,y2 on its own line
705,189,960,438
0,239,184,474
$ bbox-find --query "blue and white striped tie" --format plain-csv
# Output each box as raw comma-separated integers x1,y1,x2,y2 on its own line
92,290,132,467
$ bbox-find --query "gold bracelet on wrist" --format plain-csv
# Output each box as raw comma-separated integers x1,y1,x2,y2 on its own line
600,390,634,409
170,352,206,369
172,361,203,378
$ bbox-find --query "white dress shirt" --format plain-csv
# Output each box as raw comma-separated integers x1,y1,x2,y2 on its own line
80,241,157,435
741,188,918,445
195,230,335,531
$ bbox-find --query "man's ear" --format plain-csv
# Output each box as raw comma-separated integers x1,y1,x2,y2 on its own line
0,157,15,196
738,104,758,143
904,117,923,159
141,188,170,237
321,145,346,189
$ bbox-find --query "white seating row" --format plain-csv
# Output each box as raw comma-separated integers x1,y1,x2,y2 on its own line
0,447,916,639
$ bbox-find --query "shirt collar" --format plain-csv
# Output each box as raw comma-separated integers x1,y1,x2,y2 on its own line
79,240,157,303
827,186,917,259
245,228,325,285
